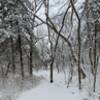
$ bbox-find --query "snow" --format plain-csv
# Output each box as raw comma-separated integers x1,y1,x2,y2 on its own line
17,70,98,100
17,82,82,100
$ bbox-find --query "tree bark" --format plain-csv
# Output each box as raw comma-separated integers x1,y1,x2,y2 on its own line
77,20,81,89
18,34,24,79
93,21,97,92
10,36,16,73
70,0,82,89
29,33,33,76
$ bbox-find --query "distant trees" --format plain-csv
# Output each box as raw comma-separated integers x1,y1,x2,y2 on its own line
37,0,100,91
82,0,100,91
0,0,41,78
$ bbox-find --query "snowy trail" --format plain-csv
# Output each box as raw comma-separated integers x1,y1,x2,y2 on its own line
17,70,90,100
17,81,83,100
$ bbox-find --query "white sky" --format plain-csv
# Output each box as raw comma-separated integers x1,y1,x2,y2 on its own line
35,0,85,18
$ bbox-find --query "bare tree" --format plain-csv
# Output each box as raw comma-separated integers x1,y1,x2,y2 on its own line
44,0,71,83
70,0,82,89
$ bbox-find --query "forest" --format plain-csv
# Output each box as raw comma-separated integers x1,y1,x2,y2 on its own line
0,0,100,100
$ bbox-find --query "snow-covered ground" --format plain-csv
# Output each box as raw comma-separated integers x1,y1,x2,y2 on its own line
0,72,43,100
17,70,100,100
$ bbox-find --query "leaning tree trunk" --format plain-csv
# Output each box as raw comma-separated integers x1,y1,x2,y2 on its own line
18,34,24,79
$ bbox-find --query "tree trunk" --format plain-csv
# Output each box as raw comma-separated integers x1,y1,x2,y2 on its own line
18,34,24,79
77,20,81,89
44,0,54,83
10,36,16,73
93,21,97,92
29,34,33,76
